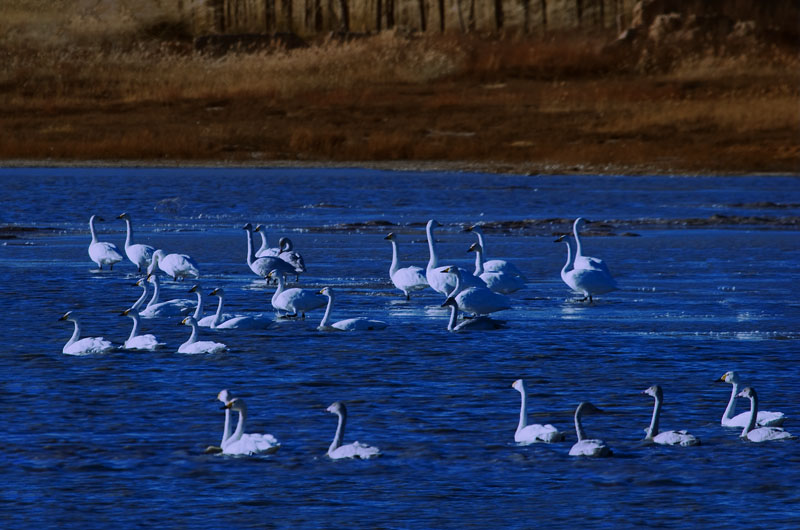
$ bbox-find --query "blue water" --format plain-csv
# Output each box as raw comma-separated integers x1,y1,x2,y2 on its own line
1,167,799,529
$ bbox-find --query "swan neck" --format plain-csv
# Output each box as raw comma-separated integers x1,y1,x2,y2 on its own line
573,221,584,259
228,407,246,445
560,240,572,282
183,320,199,346
245,228,255,265
722,381,739,422
743,394,758,436
123,217,134,248
449,268,463,298
258,230,269,254
574,406,587,442
447,304,457,331
132,283,148,311
388,240,400,276
426,223,438,270
127,313,141,342
647,395,662,438
221,408,232,446
213,294,225,326
473,248,484,276
89,217,99,243
147,276,160,308
329,410,346,453
271,275,285,305
67,319,81,346
192,291,203,320
517,386,528,432
320,292,334,328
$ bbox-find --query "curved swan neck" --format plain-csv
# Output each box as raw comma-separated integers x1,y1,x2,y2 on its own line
743,393,758,436
646,395,662,438
329,410,346,453
723,381,740,422
221,408,232,446
132,283,149,311
257,230,269,254
192,291,204,320
89,216,99,243
473,247,484,276
447,304,458,331
473,230,488,259
449,267,463,298
67,319,81,346
184,320,198,345
426,223,439,270
147,276,161,308
244,227,255,265
573,219,584,259
127,313,141,342
388,240,400,276
228,406,246,445
574,405,587,442
212,293,225,326
516,384,528,432
320,292,334,328
271,274,285,305
560,240,572,282
123,217,134,249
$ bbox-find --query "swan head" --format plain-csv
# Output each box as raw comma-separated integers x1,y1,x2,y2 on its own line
467,242,482,253
326,401,346,415
59,311,76,322
278,237,293,251
210,287,225,297
135,276,148,287
181,316,197,326
266,269,279,280
576,402,603,416
254,224,263,232
554,234,568,243
117,212,130,220
440,297,458,308
574,217,589,229
224,397,247,412
466,224,483,234
512,379,526,393
217,389,233,404
242,222,253,231
384,232,396,241
189,284,202,293
641,385,662,399
427,219,442,230
718,371,740,384
151,249,165,261
319,287,333,296
121,307,137,317
737,386,756,399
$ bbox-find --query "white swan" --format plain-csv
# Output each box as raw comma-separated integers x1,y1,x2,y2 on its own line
737,387,794,442
59,311,114,355
384,232,428,300
220,397,281,456
116,212,155,272
317,287,388,331
129,277,150,312
511,379,565,443
466,225,527,280
268,271,326,318
139,274,195,318
178,316,227,354
207,288,272,329
243,223,296,282
218,389,235,447
572,217,612,274
556,235,618,302
641,385,700,446
468,243,525,294
326,401,380,460
147,249,200,281
188,284,231,327
569,402,612,457
120,308,165,350
277,237,307,279
254,224,281,257
717,371,785,427
87,215,123,270
441,266,511,316
441,297,505,331
425,219,485,297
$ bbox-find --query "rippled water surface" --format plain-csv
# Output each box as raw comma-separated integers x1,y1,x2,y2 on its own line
1,168,799,529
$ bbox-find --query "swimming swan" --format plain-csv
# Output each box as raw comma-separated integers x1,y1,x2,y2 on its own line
220,397,281,456
189,284,232,327
139,274,195,318
641,385,700,446
178,316,227,354
441,297,505,331
441,266,511,316
425,219,484,297
207,287,272,329
511,379,565,443
466,225,527,280
572,217,612,275
317,287,388,331
556,235,617,302
269,271,326,318
569,402,612,457
737,387,794,442
59,311,114,355
116,213,155,272
243,223,296,282
385,232,428,300
468,243,525,294
121,308,165,350
326,401,380,460
717,371,785,427
147,249,200,281
87,215,123,270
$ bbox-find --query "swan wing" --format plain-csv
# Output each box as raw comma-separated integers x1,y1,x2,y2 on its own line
329,441,380,460
516,424,565,444
124,334,165,351
391,266,428,291
427,266,457,296
89,241,124,266
214,315,273,330
653,430,701,446
455,287,511,316
723,410,786,428
569,439,612,457
569,268,618,296
178,341,227,354
745,427,794,442
223,433,280,455
332,318,388,331
64,337,114,355
479,271,525,294
256,247,281,258
277,289,327,313
484,259,527,281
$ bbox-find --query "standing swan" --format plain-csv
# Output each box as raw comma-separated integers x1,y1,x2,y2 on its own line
511,379,565,443
384,232,428,300
572,217,612,274
441,297,505,331
641,385,700,446
326,401,380,460
268,271,326,318
147,249,199,281
717,371,785,427
555,235,617,302
121,308,165,350
466,225,527,280
178,316,227,354
317,287,387,331
59,311,114,355
243,223,296,282
116,213,155,272
87,215,123,270
468,243,525,294
220,397,281,456
737,387,794,442
569,402,612,457
441,266,510,316
425,219,484,297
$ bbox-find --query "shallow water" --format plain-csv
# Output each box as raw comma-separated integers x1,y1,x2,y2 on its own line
1,168,799,529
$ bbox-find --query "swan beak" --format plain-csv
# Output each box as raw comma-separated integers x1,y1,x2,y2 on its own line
121,309,130,316
210,289,219,296
179,318,187,326
465,225,474,232
116,213,125,219
441,267,452,273
384,232,394,240
467,243,478,252
554,235,566,243
58,314,68,321
714,375,726,383
189,285,199,293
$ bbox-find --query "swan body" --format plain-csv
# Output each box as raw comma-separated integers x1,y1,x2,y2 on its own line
468,243,525,294
718,371,785,427
217,397,280,456
326,401,380,460
178,316,227,354
441,297,505,331
512,379,565,443
318,287,387,331
425,219,484,297
207,288,271,329
276,237,307,277
59,311,114,355
121,308,165,350
572,217,611,275
147,249,199,281
384,232,428,299
139,274,194,318
641,385,700,446
556,236,618,302
467,225,527,280
442,266,510,316
243,223,296,281
737,387,794,442
87,215,124,270
116,213,155,272
269,271,326,318
189,284,233,327
569,402,612,457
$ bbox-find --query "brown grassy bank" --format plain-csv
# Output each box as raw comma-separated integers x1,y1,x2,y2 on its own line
1,1,798,174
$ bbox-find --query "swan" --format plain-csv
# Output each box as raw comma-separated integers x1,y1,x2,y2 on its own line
571,217,612,274
139,274,195,318
220,397,281,456
178,316,227,354
147,249,199,281
384,232,428,300
188,284,232,327
511,379,565,443
243,223,296,282
468,243,525,294
317,287,388,331
218,389,235,447
87,215,124,270
466,225,527,280
129,277,150,312
116,213,155,272
425,219,485,297
737,387,794,442
717,371,785,427
441,266,511,316
568,402,612,457
326,401,380,460
556,235,618,302
59,311,114,355
268,271,326,318
254,224,281,257
641,385,700,446
441,297,505,331
120,308,165,350
277,237,307,279
207,287,272,329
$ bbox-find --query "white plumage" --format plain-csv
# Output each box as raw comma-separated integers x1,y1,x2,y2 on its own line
556,235,617,302
59,311,114,355
178,316,227,354
270,272,326,318
569,402,612,457
147,249,199,281
718,371,785,427
641,385,700,446
737,387,794,442
220,397,280,456
384,232,428,300
326,401,380,460
117,212,155,272
121,308,165,351
317,287,387,331
512,379,565,443
87,215,123,270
